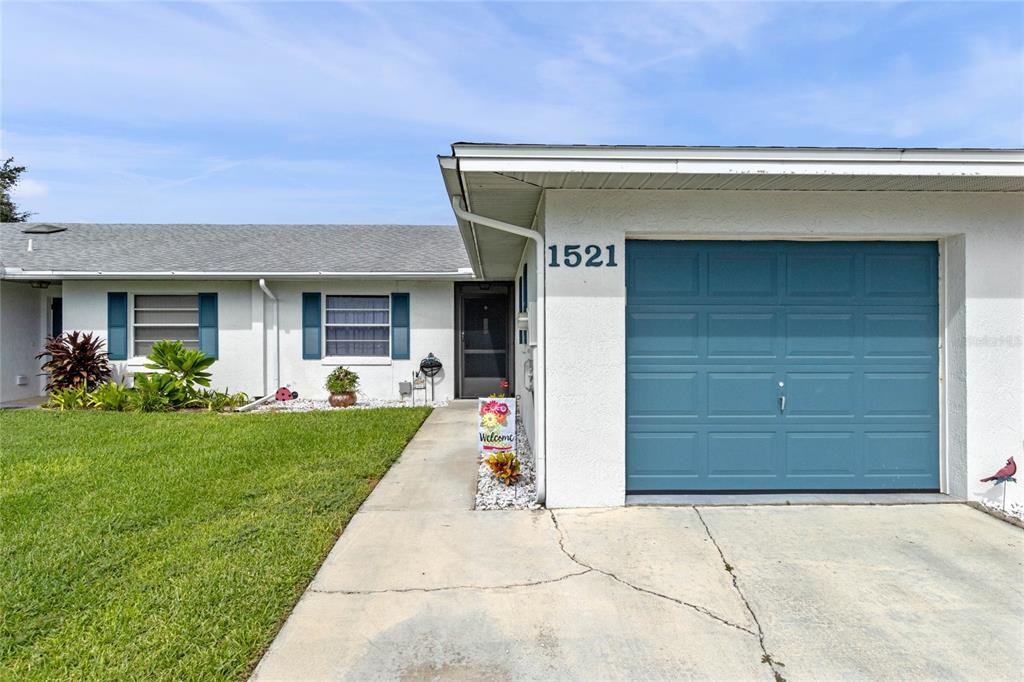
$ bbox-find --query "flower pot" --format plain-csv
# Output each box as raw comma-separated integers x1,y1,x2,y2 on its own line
328,392,356,408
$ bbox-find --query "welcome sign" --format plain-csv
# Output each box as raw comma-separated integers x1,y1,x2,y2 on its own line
479,398,516,454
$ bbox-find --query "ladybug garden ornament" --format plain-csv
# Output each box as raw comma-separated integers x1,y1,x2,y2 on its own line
275,386,298,401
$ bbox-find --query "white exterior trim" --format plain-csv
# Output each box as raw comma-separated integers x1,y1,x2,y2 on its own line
450,144,1024,177
2,269,475,280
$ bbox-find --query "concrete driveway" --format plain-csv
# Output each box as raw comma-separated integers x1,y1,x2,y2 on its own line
252,403,1024,681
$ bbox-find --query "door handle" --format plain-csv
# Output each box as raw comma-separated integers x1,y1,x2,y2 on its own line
779,395,786,413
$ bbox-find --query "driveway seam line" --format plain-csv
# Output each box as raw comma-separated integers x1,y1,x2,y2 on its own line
694,507,787,682
547,510,759,638
308,568,594,596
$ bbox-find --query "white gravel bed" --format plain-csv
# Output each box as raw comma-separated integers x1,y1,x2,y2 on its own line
253,396,448,412
475,411,538,510
978,497,1024,521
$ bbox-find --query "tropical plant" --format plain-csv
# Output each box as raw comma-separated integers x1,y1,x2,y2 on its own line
195,389,250,412
129,373,181,412
88,381,133,411
325,366,359,395
144,340,215,397
47,384,91,411
484,452,521,486
37,332,112,392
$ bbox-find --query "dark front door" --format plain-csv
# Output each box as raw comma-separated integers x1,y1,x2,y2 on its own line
51,297,63,338
456,283,513,398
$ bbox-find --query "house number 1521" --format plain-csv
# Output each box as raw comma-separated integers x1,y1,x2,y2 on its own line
547,244,618,268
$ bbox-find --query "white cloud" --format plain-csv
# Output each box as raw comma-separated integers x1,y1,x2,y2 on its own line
1,2,1020,223
746,41,1024,145
12,178,48,200
2,2,776,143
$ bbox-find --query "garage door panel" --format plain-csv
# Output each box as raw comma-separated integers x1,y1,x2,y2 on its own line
708,372,778,418
626,240,939,492
627,372,699,417
627,433,701,489
708,252,777,298
864,252,935,300
785,313,857,358
863,372,937,418
627,252,700,301
785,253,856,298
707,312,777,358
785,432,858,477
707,432,778,477
863,312,937,358
864,432,938,481
627,310,699,358
783,372,856,417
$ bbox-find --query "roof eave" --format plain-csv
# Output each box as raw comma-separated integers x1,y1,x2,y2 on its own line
1,269,476,281
439,156,485,278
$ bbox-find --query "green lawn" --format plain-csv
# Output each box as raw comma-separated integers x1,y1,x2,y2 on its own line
0,407,432,680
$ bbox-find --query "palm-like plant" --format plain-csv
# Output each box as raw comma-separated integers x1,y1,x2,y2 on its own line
36,332,112,392
143,340,215,396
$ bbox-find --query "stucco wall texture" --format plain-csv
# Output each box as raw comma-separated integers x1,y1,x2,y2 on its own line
60,279,457,402
540,190,1024,511
0,281,61,403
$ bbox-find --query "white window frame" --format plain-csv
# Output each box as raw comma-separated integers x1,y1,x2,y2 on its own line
321,293,393,366
127,292,201,363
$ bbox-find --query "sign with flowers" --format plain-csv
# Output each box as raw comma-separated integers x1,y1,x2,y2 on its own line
479,397,516,454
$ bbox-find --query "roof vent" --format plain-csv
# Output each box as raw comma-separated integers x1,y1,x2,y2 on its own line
21,224,67,234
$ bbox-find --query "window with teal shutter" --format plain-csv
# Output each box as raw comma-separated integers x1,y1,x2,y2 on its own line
107,292,128,360
391,293,410,360
302,292,322,360
198,293,218,358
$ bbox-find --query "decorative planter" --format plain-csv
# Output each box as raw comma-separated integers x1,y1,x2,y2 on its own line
328,392,356,408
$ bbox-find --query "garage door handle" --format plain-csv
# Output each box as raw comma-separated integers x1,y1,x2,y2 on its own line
779,395,786,413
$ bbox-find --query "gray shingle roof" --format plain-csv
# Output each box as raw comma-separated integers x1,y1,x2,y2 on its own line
1,223,472,276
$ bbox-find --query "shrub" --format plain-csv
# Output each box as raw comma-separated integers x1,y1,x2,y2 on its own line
196,389,250,412
325,366,359,395
144,340,214,398
88,381,132,411
46,384,91,411
484,452,521,486
36,332,112,392
129,373,180,412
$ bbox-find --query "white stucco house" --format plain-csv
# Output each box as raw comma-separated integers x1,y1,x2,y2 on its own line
2,144,1022,513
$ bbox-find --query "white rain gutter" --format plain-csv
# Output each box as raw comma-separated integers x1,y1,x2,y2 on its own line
258,279,280,395
1,269,475,280
451,195,548,505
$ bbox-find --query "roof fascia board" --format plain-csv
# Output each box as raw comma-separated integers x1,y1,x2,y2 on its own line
2,269,475,281
438,157,485,278
451,144,1023,163
453,156,1022,178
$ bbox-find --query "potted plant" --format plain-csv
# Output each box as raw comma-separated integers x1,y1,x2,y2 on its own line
326,366,359,407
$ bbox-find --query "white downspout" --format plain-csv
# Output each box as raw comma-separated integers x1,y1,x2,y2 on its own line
258,279,280,393
451,196,547,506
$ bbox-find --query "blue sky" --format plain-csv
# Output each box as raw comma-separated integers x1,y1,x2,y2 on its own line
2,1,1022,224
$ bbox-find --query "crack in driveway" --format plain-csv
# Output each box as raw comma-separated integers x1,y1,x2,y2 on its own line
694,507,787,682
547,509,759,638
309,568,594,596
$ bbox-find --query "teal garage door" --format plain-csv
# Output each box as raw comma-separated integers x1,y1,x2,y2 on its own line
626,240,939,492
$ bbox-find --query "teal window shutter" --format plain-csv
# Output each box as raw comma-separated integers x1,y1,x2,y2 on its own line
198,293,218,359
302,292,321,360
107,292,128,360
391,293,410,360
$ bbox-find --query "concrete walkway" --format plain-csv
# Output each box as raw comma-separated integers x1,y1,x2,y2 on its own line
253,401,1024,681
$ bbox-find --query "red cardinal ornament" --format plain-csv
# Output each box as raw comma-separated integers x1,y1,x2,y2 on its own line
980,456,1016,483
